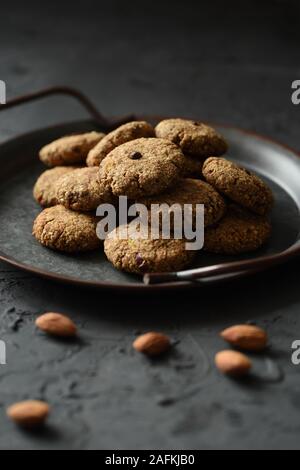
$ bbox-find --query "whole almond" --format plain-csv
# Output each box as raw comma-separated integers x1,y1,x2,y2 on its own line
215,350,252,376
36,312,77,337
133,332,171,356
220,324,267,351
7,400,50,427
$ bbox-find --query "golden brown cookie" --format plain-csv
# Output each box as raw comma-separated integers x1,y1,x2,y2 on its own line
33,166,78,207
56,167,114,212
155,119,228,158
87,121,155,166
202,157,274,216
104,224,196,274
33,205,101,253
39,131,105,167
138,178,226,228
204,204,271,255
98,138,185,199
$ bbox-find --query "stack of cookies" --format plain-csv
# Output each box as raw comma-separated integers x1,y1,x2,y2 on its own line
32,119,273,274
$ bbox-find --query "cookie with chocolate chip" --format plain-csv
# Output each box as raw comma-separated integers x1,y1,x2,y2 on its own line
56,167,114,211
202,157,274,215
87,121,155,166
204,204,272,254
98,138,185,199
104,224,196,274
39,131,105,167
155,119,228,158
33,166,78,207
33,205,101,252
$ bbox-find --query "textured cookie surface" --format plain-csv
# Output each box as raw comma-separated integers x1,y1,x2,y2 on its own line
104,224,196,274
155,119,228,158
33,166,78,207
39,131,105,167
138,178,226,228
87,121,155,166
33,205,101,252
202,157,274,215
204,205,271,254
56,167,114,211
99,138,185,198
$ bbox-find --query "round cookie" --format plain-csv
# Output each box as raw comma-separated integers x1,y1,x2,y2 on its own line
33,205,101,253
202,157,274,216
39,131,105,167
98,138,185,199
138,178,226,229
204,204,271,255
33,166,78,207
104,224,196,274
155,118,228,158
56,167,114,212
87,121,155,167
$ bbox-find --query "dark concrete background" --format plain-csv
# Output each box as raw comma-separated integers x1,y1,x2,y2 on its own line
0,0,300,450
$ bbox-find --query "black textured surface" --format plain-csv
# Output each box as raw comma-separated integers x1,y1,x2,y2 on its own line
1,0,300,450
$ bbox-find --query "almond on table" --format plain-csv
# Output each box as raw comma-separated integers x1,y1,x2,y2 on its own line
133,332,171,357
35,312,77,337
215,350,252,377
220,324,268,351
7,400,50,427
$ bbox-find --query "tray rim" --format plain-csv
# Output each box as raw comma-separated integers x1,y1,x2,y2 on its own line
0,118,300,292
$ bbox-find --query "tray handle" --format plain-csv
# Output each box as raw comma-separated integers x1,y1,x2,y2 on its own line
0,86,135,131
143,244,297,285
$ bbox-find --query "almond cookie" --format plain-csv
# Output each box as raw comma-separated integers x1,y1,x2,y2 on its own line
33,166,78,207
138,178,226,229
155,119,228,158
33,205,101,252
202,157,274,216
98,138,185,199
39,131,105,167
56,167,114,212
204,204,271,255
87,121,155,166
104,224,196,274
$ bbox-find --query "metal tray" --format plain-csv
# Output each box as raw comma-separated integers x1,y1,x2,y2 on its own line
0,87,299,291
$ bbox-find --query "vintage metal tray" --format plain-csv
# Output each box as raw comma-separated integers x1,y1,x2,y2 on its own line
0,87,299,291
